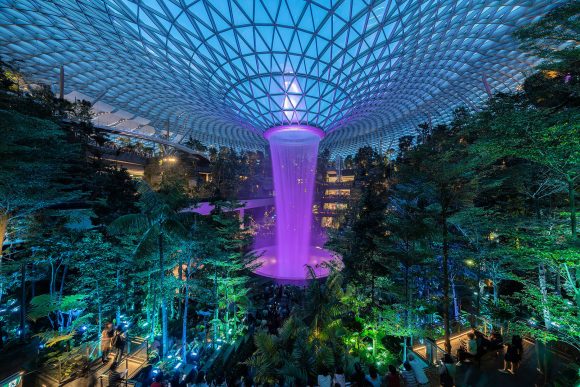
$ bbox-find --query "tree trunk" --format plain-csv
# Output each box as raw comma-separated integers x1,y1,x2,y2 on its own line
58,265,68,301
19,263,26,342
159,231,168,359
442,214,451,354
213,270,218,350
493,279,499,305
181,263,190,362
476,268,482,315
97,281,102,357
49,263,56,299
451,278,460,321
225,274,230,341
404,262,409,358
371,270,375,306
31,264,36,299
0,211,7,304
568,177,576,239
555,265,561,296
0,210,8,258
148,275,156,339
538,263,551,328
116,268,121,326
178,256,183,320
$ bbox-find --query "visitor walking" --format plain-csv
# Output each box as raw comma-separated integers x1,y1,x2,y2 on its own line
438,354,456,387
101,322,114,363
383,365,401,387
407,354,429,386
317,367,333,387
500,335,523,374
112,325,127,364
365,365,381,387
400,362,418,387
333,366,346,387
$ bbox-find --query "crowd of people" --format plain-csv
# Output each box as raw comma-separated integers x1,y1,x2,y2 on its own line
96,295,527,387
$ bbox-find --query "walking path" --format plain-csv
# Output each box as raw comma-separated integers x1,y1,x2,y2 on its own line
414,331,576,386
63,348,148,387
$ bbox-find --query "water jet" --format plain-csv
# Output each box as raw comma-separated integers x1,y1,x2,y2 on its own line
252,125,339,281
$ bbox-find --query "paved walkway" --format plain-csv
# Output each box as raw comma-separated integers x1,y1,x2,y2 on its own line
416,336,574,386
62,350,147,387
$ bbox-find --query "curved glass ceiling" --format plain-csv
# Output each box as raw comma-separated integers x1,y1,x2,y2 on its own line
0,0,561,153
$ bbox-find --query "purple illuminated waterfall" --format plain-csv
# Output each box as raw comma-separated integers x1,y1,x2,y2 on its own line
253,125,337,281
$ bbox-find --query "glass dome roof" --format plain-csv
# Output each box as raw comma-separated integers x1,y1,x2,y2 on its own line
0,0,561,154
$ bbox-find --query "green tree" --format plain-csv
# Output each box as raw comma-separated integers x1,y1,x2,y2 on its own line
109,182,189,358
0,110,81,262
397,116,479,353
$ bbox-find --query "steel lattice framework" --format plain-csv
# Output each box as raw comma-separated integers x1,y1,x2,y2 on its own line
0,0,562,154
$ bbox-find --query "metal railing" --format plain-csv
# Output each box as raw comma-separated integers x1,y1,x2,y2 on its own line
39,336,149,386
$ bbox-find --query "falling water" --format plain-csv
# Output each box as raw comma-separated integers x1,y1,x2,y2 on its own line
252,125,336,281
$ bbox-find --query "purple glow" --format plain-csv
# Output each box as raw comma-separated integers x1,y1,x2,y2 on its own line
253,245,337,282
257,125,327,280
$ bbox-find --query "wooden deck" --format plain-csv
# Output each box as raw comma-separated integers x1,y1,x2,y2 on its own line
413,332,575,386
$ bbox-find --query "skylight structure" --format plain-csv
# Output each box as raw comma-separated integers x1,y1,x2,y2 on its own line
0,0,561,153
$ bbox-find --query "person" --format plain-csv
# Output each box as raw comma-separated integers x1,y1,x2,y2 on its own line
457,333,478,364
108,362,123,387
366,365,381,387
150,375,164,387
195,371,209,387
501,336,523,374
317,367,333,387
512,335,524,373
112,325,127,364
500,343,515,373
438,354,456,387
383,365,401,387
467,333,478,357
101,322,114,363
400,362,418,387
333,366,346,387
407,354,429,386
352,363,370,386
489,331,504,352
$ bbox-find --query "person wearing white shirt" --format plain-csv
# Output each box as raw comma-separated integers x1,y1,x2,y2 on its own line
317,368,332,387
407,354,429,386
333,367,346,387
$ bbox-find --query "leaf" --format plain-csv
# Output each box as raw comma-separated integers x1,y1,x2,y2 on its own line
108,213,149,235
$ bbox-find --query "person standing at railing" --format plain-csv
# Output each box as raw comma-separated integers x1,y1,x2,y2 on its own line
438,354,456,387
101,322,114,363
112,325,127,364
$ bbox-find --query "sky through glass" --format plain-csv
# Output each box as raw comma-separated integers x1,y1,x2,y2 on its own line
0,0,562,154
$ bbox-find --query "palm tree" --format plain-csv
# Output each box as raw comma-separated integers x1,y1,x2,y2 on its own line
248,268,349,385
109,182,189,358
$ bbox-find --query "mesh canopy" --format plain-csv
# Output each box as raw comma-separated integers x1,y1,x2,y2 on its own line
0,0,561,153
